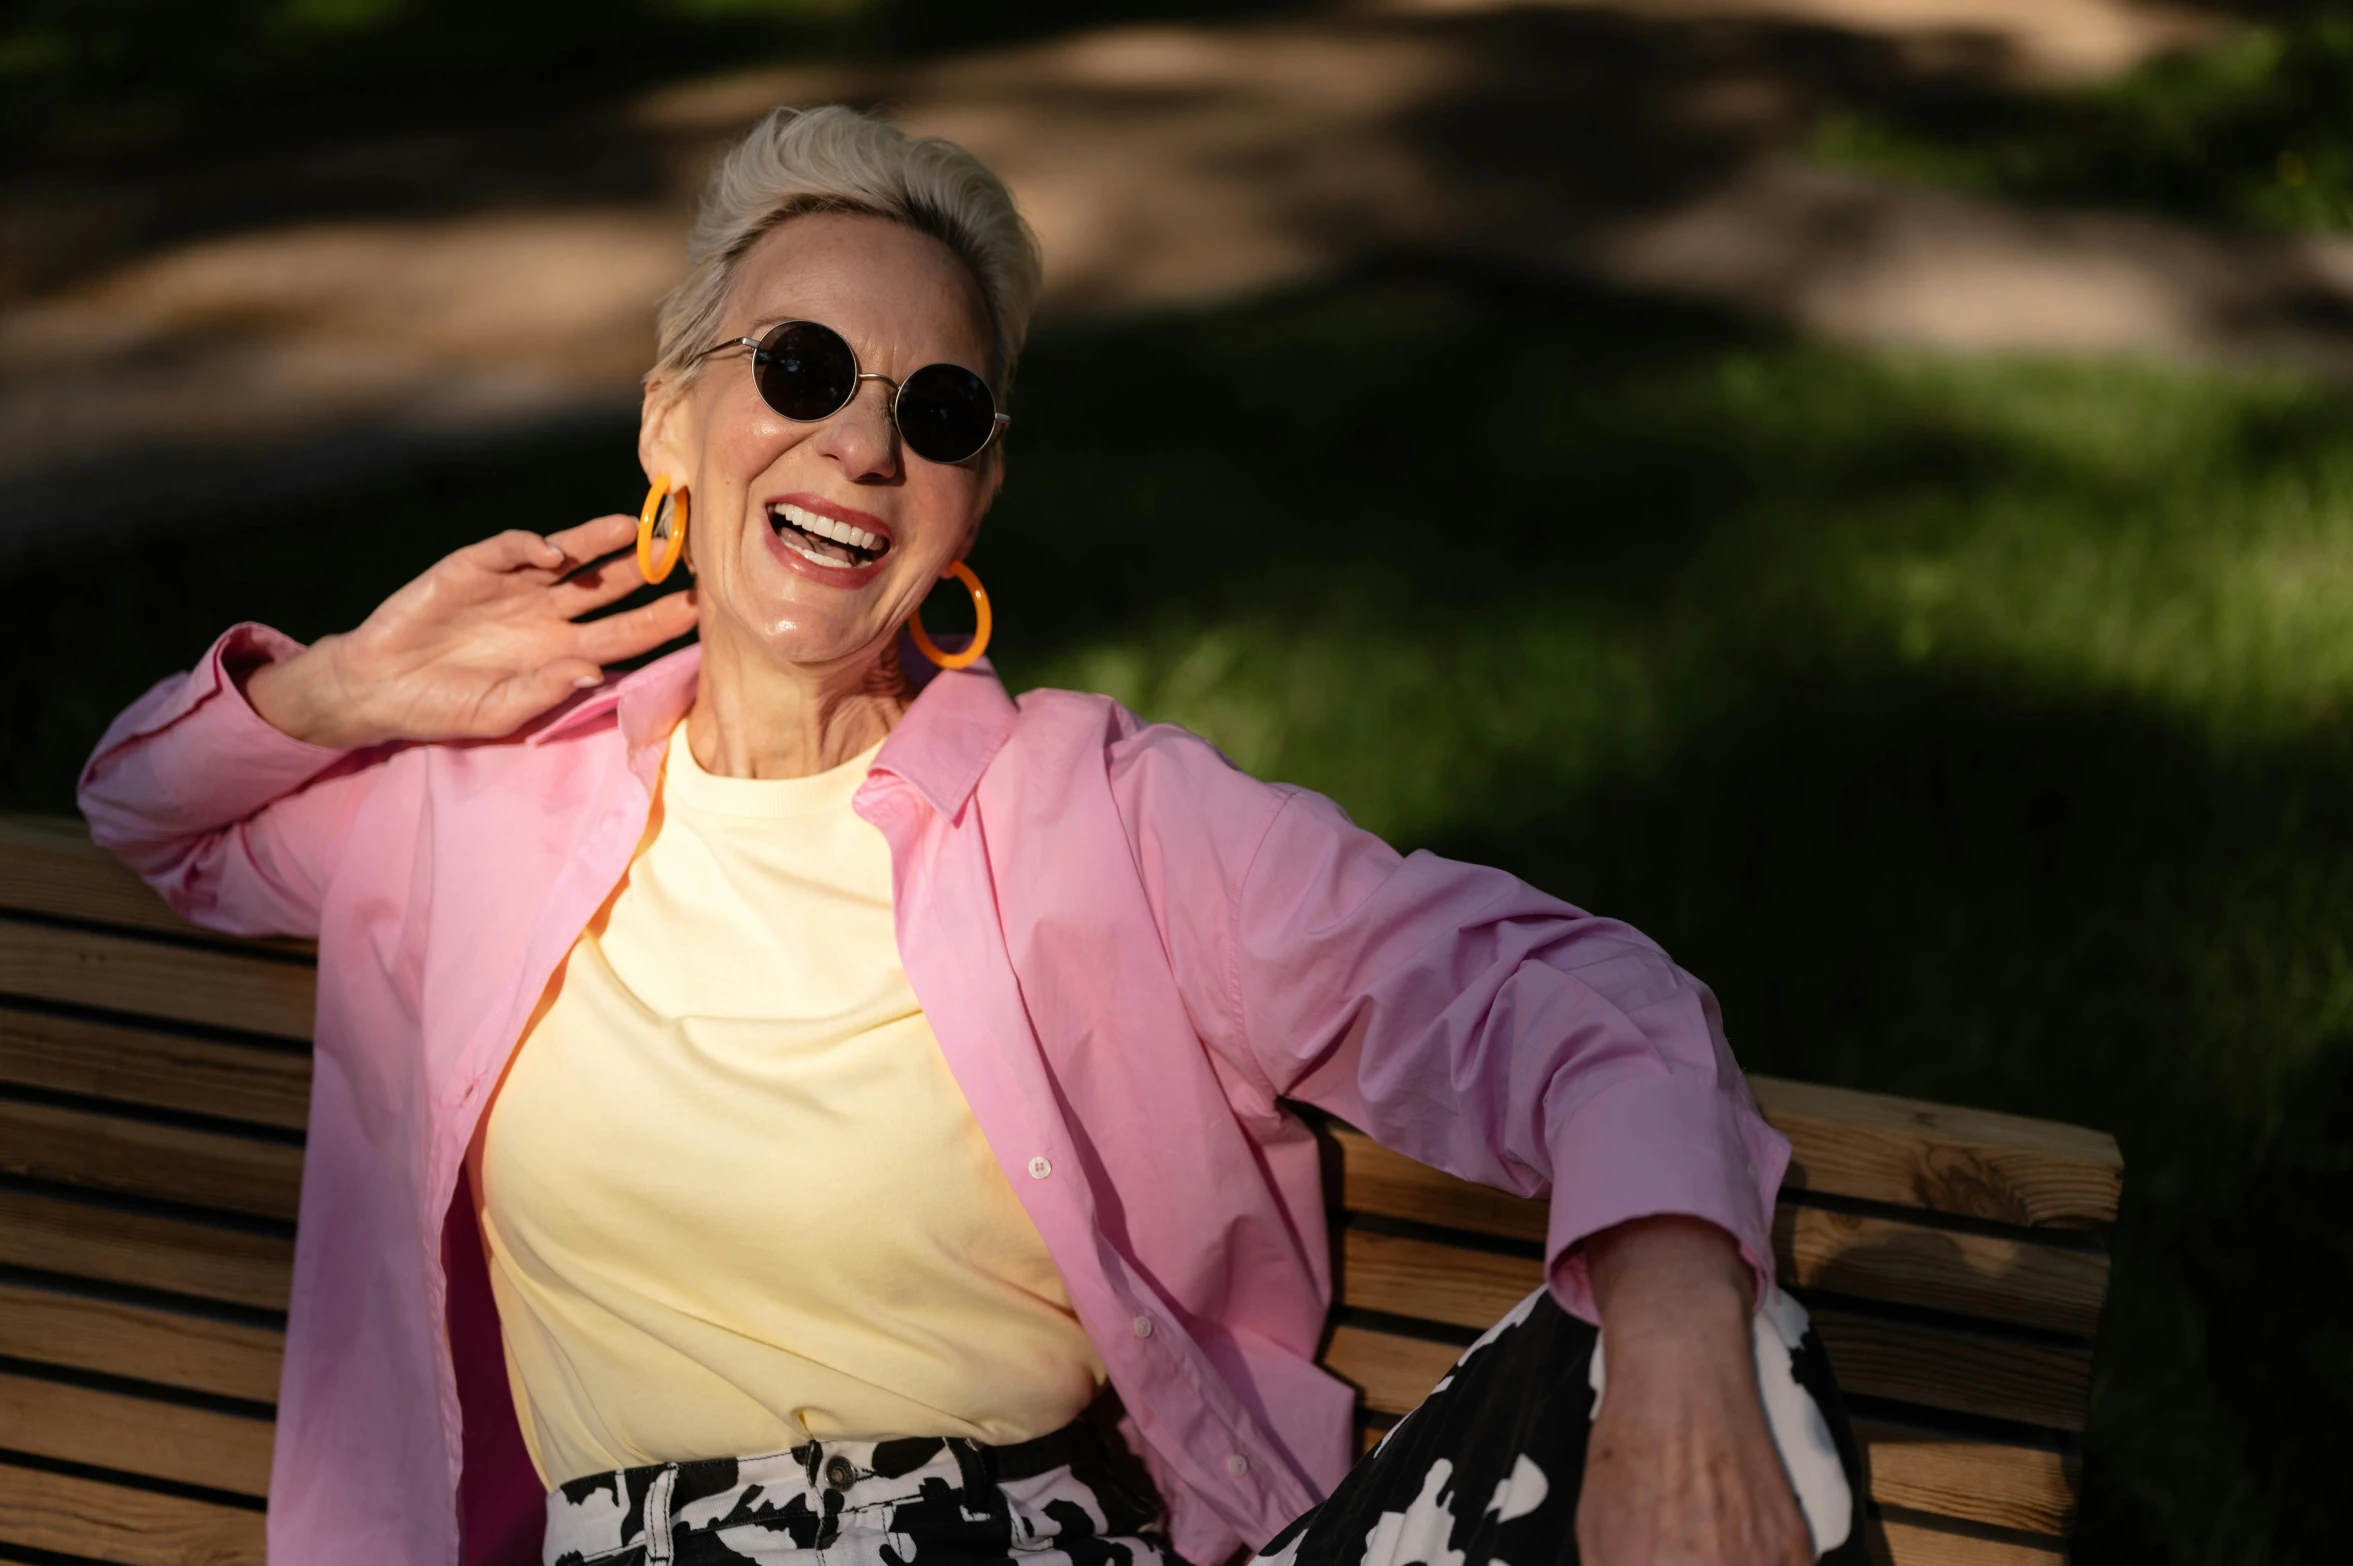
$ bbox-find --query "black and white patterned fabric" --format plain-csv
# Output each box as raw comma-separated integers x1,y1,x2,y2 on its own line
1253,1287,1871,1566
543,1407,1170,1566
545,1289,1869,1566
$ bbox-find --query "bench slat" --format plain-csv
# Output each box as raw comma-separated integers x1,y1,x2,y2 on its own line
1854,1418,2077,1537
0,1461,264,1566
1337,1229,2093,1430
1338,1093,2123,1236
1332,1130,2107,1336
0,1099,302,1221
0,918,317,1041
0,1278,283,1404
1332,1130,1545,1243
1878,1517,2066,1566
0,1187,292,1311
0,816,311,958
1324,1298,2088,1433
1776,1205,2106,1338
1321,1323,1459,1415
1810,1306,2090,1432
0,1005,311,1132
1340,1228,1543,1327
1336,1201,2104,1344
1752,1078,2119,1230
0,1370,274,1497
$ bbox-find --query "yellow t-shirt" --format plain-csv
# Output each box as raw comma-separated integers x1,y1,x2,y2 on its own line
476,727,1104,1486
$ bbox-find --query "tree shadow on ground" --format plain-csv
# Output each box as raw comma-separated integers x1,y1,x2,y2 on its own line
1808,4,2353,237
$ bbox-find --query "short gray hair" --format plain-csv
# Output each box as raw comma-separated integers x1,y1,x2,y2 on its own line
651,105,1042,397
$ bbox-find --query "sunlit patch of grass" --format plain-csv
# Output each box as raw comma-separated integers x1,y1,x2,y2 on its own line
1809,11,2353,236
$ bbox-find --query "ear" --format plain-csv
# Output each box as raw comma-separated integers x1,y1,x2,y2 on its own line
639,376,692,489
959,445,1006,560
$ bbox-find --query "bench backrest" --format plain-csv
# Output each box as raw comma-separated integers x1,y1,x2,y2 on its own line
0,815,2121,1566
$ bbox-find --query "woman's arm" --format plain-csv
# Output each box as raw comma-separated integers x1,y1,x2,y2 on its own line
1580,1217,1811,1566
1110,722,1785,1311
1109,721,1806,1564
79,516,694,938
79,621,381,938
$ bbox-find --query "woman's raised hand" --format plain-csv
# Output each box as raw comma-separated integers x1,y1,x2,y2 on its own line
245,515,699,750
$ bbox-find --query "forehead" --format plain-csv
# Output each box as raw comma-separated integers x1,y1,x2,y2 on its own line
724,211,993,372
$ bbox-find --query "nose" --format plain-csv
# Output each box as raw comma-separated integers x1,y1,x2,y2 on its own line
812,375,901,482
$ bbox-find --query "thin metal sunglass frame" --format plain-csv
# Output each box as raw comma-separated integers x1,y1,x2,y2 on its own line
688,321,1011,463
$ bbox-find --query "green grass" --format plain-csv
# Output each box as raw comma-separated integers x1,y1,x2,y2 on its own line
7,266,2352,1562
1811,8,2353,235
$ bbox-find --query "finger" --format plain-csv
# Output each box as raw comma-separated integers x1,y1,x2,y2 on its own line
549,552,658,618
574,589,699,664
473,658,607,737
463,529,569,576
543,513,640,569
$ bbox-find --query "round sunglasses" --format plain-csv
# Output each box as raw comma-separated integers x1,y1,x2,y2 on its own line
690,319,1009,465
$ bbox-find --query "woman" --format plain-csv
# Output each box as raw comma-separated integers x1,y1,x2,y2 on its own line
80,108,1864,1566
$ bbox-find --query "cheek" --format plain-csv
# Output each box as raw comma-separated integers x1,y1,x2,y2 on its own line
899,469,988,555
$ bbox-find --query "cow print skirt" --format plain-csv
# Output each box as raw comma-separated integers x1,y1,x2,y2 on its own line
542,1398,1170,1566
1253,1286,1872,1566
545,1287,1868,1566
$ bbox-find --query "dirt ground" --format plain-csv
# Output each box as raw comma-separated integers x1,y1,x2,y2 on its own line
4,0,2336,544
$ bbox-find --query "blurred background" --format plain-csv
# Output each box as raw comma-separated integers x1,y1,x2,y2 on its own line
4,2,2350,1560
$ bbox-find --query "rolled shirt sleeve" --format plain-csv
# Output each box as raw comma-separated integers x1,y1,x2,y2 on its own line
79,622,374,939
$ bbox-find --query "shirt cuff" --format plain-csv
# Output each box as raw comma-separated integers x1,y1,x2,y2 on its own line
82,622,352,826
1541,1070,1789,1323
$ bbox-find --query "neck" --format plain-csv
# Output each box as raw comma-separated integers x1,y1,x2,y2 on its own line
684,628,913,779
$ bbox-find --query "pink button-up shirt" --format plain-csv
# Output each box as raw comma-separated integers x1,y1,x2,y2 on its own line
78,624,1789,1566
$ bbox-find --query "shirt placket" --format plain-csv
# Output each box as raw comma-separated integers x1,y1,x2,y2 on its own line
862,774,1313,1542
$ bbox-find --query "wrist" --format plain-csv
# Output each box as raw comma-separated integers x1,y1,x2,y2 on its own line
1586,1215,1753,1352
243,636,374,749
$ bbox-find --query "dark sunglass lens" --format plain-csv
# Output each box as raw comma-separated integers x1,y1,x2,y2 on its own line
897,364,999,463
753,322,858,421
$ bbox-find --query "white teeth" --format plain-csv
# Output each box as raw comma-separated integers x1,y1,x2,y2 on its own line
778,530,853,569
772,502,885,554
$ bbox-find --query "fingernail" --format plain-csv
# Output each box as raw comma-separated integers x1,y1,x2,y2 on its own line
574,674,603,689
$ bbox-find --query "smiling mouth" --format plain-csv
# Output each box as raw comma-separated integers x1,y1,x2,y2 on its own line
768,501,892,570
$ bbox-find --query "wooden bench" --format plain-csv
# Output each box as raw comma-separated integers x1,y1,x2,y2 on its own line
0,814,2123,1566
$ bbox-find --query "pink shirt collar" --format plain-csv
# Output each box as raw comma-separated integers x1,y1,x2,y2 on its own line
524,641,1017,820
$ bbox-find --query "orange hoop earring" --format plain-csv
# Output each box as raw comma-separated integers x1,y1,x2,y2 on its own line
909,560,992,670
637,477,688,584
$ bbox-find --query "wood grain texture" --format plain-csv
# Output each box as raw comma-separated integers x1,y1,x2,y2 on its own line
1775,1204,2107,1336
1812,1306,2092,1431
1752,1076,2120,1230
0,1004,311,1131
1331,1128,1547,1244
0,816,312,959
1855,1418,2078,1537
0,1187,292,1311
0,1278,283,1403
1319,1323,1463,1416
1879,1517,2066,1566
0,1370,274,1496
0,1099,303,1221
0,1462,264,1566
1325,1311,2086,1440
1339,1227,1543,1328
1333,1194,2108,1341
0,918,317,1041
